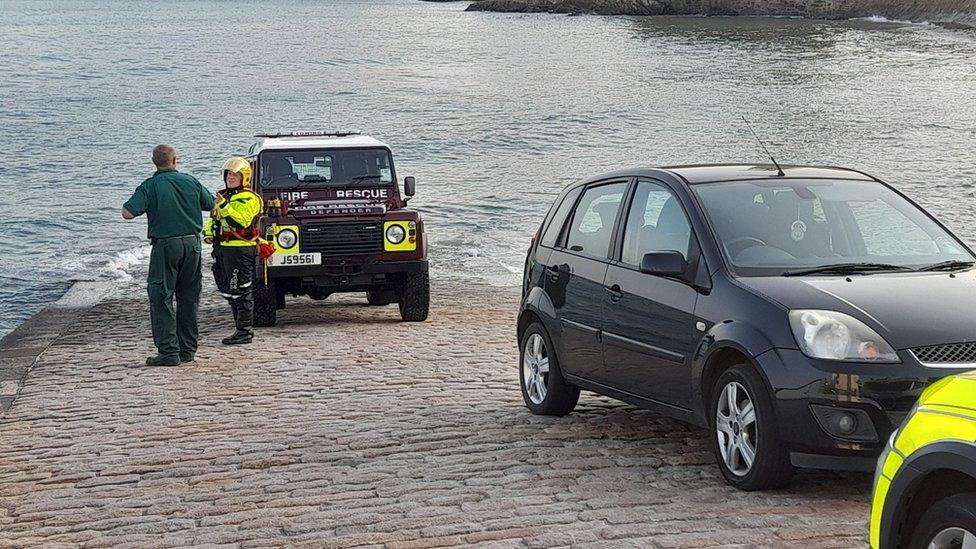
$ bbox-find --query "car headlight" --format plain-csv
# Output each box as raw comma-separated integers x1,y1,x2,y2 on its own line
386,224,406,244
788,310,900,362
277,229,297,249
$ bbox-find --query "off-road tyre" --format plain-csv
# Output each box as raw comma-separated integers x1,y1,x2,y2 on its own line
709,363,793,491
367,290,395,306
253,280,278,327
398,272,429,322
519,322,579,416
909,493,976,549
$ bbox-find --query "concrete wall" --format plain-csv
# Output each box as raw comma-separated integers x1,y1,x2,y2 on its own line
466,0,976,27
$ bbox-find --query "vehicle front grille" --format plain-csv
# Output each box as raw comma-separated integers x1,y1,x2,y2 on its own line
301,222,384,257
911,342,976,365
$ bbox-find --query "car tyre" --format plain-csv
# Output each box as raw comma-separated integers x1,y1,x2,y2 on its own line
519,322,579,416
398,272,429,322
908,492,976,549
709,363,792,490
253,280,278,327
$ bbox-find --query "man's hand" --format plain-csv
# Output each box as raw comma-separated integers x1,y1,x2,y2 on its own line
121,208,135,220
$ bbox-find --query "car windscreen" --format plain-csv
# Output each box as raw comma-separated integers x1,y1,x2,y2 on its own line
259,149,394,188
691,178,973,276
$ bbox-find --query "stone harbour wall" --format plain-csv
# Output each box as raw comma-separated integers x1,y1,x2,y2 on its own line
466,0,976,27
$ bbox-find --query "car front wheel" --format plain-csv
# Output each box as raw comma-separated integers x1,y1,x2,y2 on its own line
710,364,792,490
910,493,976,549
519,322,579,416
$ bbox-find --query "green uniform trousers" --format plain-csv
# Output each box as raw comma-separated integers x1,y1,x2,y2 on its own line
147,235,202,359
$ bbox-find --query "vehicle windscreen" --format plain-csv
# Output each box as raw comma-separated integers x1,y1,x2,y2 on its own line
259,149,394,188
692,178,973,276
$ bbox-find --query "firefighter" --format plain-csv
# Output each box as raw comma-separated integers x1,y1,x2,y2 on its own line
204,157,264,345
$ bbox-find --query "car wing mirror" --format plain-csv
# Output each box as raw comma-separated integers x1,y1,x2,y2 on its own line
403,176,416,197
640,251,689,279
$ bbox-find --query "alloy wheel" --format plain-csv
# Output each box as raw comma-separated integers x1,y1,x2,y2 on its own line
715,381,758,477
522,333,550,405
929,527,976,549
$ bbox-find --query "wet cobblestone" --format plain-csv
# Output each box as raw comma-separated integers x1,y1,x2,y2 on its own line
0,279,871,547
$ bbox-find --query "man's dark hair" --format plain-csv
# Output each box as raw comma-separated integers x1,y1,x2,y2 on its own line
152,144,177,167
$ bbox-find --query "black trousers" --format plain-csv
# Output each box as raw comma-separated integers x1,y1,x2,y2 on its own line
212,245,256,333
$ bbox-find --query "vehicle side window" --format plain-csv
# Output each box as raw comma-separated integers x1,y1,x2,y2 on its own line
565,183,627,259
541,187,582,248
621,181,692,267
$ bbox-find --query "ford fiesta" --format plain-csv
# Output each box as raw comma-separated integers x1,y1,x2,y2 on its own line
517,164,976,490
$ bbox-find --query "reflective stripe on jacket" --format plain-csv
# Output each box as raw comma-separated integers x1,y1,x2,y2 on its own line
204,190,263,247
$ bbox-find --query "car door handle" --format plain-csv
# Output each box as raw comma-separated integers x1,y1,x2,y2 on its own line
605,284,623,302
547,264,567,281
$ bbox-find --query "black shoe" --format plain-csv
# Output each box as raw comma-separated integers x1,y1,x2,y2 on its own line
139,355,180,367
180,353,195,363
222,330,253,345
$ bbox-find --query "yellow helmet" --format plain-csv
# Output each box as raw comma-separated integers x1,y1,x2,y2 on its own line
222,157,253,188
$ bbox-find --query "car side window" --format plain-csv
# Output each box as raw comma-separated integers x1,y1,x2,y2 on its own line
621,180,692,267
565,183,627,259
541,187,582,248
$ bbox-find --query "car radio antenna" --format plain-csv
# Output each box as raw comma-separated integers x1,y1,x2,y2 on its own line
742,116,785,177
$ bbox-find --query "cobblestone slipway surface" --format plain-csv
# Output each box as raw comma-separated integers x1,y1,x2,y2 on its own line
0,276,872,548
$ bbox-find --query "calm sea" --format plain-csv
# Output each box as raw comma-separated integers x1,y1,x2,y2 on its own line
1,0,975,337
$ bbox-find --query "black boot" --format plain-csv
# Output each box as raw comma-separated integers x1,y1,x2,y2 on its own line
222,329,253,345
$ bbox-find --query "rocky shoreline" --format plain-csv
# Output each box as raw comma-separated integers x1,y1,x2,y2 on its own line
464,0,976,28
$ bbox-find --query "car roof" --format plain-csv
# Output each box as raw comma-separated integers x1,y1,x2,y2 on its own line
579,164,878,186
248,134,391,156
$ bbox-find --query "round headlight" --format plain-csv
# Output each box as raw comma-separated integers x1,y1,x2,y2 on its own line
277,229,297,249
386,225,406,244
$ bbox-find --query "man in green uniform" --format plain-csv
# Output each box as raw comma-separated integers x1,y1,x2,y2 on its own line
122,144,215,366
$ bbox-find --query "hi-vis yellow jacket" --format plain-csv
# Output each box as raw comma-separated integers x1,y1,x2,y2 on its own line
203,190,263,247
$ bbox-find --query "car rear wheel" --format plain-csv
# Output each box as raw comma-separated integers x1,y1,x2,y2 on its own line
253,280,278,327
710,364,792,490
910,493,976,549
398,272,429,322
519,323,579,416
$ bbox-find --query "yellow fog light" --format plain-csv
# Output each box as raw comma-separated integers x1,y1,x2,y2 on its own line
273,225,300,254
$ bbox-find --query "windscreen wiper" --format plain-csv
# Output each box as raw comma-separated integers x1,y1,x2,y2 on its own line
918,260,975,272
348,175,382,185
782,263,914,277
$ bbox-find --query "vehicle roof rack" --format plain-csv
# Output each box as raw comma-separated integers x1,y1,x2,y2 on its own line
254,130,362,138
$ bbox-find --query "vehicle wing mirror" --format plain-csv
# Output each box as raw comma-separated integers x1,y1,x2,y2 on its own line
640,251,688,278
403,176,416,197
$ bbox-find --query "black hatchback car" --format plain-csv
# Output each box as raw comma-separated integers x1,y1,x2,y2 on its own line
518,164,976,490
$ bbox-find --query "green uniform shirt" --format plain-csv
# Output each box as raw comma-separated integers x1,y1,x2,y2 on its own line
124,168,216,239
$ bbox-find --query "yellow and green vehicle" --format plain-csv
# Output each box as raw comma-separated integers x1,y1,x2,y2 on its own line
871,372,976,549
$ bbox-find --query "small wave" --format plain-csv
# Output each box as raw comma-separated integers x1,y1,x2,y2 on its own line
104,246,151,280
852,15,933,26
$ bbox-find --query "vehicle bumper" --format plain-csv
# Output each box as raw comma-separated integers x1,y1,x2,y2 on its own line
756,348,949,471
267,258,428,291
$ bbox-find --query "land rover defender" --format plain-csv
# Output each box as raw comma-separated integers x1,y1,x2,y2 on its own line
246,131,429,325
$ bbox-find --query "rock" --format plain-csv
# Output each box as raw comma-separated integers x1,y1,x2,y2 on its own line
464,0,976,28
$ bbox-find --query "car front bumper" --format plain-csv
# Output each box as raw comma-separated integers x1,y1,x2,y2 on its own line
267,258,428,291
755,348,950,471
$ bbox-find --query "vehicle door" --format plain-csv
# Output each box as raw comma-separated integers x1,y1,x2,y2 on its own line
602,179,700,406
545,181,629,384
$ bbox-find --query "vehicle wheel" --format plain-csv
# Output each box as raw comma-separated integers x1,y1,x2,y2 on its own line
519,322,579,416
709,364,792,490
367,290,395,306
398,272,429,322
275,287,286,310
909,493,976,549
253,281,278,327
